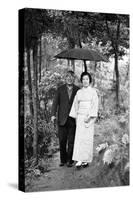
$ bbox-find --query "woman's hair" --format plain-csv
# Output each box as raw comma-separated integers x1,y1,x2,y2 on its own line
80,72,92,83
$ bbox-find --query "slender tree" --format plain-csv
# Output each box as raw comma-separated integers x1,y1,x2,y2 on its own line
24,8,52,161
31,48,38,160
98,14,129,109
27,49,34,115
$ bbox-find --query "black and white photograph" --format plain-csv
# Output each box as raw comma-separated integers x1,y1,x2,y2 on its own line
18,7,130,192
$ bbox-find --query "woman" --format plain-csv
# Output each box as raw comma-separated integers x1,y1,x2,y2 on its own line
69,72,98,168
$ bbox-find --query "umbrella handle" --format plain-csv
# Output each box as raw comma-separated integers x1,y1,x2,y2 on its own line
83,60,87,72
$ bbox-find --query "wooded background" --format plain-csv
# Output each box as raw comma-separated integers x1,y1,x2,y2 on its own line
20,8,129,187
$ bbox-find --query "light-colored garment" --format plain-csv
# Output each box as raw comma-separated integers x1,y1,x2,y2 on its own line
67,85,73,99
69,86,98,163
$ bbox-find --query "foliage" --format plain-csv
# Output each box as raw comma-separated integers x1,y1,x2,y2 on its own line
23,9,129,188
24,8,53,50
24,65,67,161
93,14,129,57
96,112,129,185
24,113,58,190
39,67,66,100
25,156,51,190
24,114,57,160
96,142,108,153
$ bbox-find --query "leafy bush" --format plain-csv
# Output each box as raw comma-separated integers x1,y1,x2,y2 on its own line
96,112,129,185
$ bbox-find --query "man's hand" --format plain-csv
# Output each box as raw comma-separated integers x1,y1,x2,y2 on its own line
51,116,56,123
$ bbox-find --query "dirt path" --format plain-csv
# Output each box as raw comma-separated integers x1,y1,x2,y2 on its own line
26,118,127,192
27,132,105,192
27,152,98,192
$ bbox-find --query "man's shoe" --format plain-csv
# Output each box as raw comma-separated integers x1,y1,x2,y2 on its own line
67,162,73,167
59,163,66,167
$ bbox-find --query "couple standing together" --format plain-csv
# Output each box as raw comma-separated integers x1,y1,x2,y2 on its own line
51,70,98,168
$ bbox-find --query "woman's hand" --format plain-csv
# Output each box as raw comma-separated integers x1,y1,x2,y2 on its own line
84,115,96,124
84,115,90,123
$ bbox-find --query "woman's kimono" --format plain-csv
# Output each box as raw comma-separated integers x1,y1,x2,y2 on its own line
69,86,98,163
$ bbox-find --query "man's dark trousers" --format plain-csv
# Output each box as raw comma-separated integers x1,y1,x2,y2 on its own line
58,117,76,164
51,84,79,164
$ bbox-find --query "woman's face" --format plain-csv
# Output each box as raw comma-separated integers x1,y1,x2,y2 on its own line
82,75,90,87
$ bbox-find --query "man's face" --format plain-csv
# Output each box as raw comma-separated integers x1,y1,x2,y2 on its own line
65,73,75,85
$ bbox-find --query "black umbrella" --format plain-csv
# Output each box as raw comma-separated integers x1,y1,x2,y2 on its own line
55,48,108,72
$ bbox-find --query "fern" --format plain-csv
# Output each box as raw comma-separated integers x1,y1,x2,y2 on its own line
103,149,114,164
121,134,129,145
96,142,108,153
102,144,119,164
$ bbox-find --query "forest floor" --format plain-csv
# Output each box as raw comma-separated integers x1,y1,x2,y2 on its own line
26,121,123,192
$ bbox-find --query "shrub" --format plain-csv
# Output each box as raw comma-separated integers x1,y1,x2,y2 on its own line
96,112,129,185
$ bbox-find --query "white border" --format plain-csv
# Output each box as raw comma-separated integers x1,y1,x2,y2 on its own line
0,0,132,199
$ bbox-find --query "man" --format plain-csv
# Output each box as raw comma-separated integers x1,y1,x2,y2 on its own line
51,71,79,167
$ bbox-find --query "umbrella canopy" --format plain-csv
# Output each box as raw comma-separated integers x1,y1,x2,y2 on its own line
55,48,108,72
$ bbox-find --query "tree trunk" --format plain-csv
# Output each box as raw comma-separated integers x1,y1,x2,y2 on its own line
105,18,120,111
31,48,38,162
42,36,48,71
114,18,120,111
92,62,97,86
114,51,119,110
39,37,42,83
67,59,71,66
36,47,40,112
78,39,87,72
71,59,75,72
27,50,34,116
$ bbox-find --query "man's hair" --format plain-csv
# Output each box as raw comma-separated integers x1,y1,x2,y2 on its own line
66,70,75,77
80,72,92,83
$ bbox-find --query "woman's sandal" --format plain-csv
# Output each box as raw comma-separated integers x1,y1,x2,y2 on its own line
82,162,89,168
75,161,82,169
